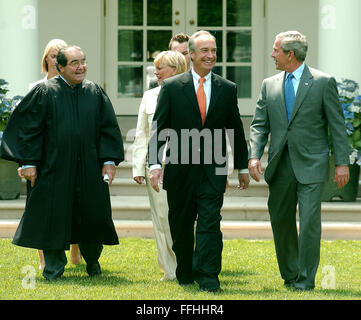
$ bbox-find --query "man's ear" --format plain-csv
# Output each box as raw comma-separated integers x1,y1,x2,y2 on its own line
56,63,63,74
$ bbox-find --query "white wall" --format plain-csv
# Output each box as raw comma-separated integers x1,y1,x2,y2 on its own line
37,0,104,86
318,0,361,85
0,0,38,97
265,0,319,78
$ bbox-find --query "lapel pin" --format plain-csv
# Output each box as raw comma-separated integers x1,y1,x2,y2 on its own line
305,82,309,86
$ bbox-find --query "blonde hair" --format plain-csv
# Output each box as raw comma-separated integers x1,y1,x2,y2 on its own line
41,39,68,73
154,50,187,75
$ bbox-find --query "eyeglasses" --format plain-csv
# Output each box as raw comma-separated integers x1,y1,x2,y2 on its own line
68,59,87,68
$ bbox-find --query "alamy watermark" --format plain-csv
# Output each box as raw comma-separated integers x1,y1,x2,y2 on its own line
321,265,336,290
146,122,235,176
21,265,36,289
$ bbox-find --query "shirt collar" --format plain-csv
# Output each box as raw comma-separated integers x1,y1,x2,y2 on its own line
286,63,305,81
58,74,83,88
58,74,71,87
191,68,212,83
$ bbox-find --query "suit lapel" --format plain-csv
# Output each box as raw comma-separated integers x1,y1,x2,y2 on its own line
181,70,200,117
206,73,222,121
181,70,221,125
288,65,313,124
276,72,288,124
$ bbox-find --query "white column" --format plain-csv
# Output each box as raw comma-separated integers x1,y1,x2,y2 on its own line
319,0,361,186
318,0,361,85
0,0,38,97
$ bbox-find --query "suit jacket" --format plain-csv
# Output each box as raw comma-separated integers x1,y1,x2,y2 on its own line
249,64,349,184
148,69,248,194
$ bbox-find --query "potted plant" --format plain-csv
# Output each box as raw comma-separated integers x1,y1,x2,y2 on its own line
0,79,23,200
322,79,361,201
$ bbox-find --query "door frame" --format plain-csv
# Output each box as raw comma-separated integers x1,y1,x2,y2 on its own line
104,0,265,116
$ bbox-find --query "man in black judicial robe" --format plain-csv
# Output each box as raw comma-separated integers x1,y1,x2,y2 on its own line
0,46,124,280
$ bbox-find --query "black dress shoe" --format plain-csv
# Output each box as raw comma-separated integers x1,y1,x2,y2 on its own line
293,286,314,291
86,262,101,277
200,287,223,293
284,279,296,288
178,279,194,286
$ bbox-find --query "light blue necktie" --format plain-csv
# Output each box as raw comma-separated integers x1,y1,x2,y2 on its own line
285,73,295,121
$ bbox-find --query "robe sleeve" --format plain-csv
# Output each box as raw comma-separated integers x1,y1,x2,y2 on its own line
0,84,47,165
97,85,125,166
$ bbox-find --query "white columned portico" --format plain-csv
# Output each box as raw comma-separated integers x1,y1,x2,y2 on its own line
318,0,361,85
0,0,38,97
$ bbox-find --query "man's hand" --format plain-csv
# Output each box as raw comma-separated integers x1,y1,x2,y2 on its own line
248,158,263,182
23,167,37,187
334,165,350,189
237,173,250,190
133,176,145,184
17,167,24,179
150,168,162,192
102,164,116,186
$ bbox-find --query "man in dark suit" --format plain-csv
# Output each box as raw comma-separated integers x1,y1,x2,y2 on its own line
248,31,349,290
148,30,249,292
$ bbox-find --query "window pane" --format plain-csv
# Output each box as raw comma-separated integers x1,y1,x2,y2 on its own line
209,30,222,63
118,66,143,97
227,67,251,98
198,0,222,27
227,0,251,26
118,0,143,26
227,31,251,62
118,30,143,62
147,30,173,61
147,0,172,26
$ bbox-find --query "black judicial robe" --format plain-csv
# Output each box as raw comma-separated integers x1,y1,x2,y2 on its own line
0,77,124,250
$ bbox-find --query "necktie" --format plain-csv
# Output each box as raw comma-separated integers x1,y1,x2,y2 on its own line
197,77,206,125
285,73,295,121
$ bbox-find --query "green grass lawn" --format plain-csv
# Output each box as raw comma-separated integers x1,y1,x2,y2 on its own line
0,238,360,300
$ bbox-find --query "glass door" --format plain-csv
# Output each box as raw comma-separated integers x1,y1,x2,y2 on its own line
105,0,264,115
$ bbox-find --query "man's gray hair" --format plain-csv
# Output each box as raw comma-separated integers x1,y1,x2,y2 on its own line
188,30,216,53
276,31,308,62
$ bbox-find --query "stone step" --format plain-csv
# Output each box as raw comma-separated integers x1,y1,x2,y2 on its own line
1,219,361,240
2,196,361,222
106,178,270,197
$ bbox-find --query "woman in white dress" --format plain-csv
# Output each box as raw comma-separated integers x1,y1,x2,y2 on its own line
133,51,187,280
23,39,82,269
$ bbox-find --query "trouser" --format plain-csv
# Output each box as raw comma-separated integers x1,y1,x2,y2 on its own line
145,167,177,280
166,171,224,290
43,243,103,280
268,149,323,289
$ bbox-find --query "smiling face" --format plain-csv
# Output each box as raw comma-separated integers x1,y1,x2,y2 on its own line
190,35,217,77
58,47,87,86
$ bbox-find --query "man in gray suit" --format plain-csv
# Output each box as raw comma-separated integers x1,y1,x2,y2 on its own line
248,31,350,290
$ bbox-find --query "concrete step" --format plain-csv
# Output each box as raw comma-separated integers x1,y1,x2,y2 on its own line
2,195,361,222
107,178,270,197
1,219,361,240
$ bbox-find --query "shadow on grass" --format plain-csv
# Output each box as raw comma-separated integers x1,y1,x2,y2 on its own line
37,265,140,287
